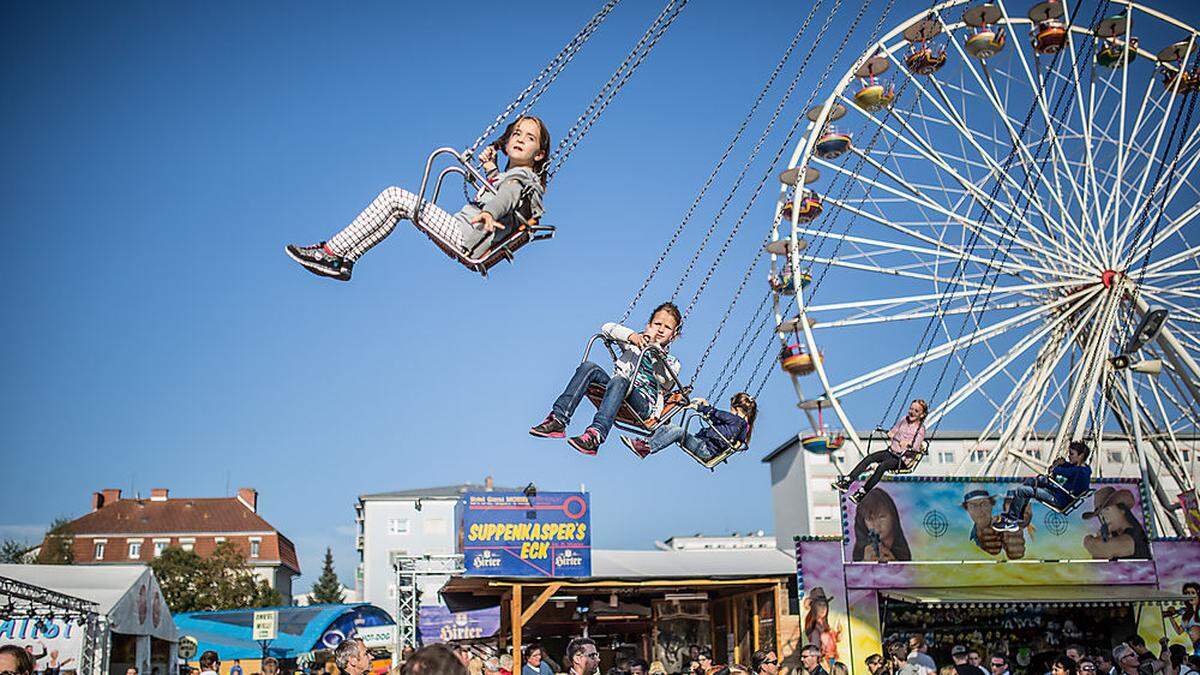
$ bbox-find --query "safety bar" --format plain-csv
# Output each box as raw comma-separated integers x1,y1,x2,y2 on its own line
579,333,691,402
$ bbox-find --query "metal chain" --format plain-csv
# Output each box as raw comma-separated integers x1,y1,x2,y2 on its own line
618,0,825,323
547,0,688,181
466,0,621,158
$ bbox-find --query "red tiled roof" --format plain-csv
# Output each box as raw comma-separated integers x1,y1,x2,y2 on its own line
68,497,276,535
276,533,300,574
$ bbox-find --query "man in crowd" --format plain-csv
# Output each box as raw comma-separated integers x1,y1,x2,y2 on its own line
1078,658,1098,675
128,667,139,675
864,655,886,675
1114,644,1142,675
951,646,976,675
199,652,220,675
0,645,35,675
1067,647,1088,665
967,651,987,675
524,646,554,675
403,645,467,675
1095,652,1116,675
566,638,601,675
335,638,370,675
904,636,937,675
751,650,778,675
264,658,279,675
800,645,828,675
988,654,1010,675
630,659,649,675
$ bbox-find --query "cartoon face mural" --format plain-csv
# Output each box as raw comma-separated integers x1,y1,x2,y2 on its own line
1083,487,1151,560
851,489,912,562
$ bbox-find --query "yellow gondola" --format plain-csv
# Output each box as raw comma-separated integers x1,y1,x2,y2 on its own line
780,344,822,376
1031,20,1067,54
781,195,825,224
854,81,896,112
904,46,947,75
965,28,1007,59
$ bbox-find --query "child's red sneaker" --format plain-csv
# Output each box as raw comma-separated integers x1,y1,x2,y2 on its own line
567,428,601,455
620,436,652,459
529,413,567,439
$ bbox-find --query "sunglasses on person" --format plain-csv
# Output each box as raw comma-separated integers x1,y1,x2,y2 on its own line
1081,666,1097,672
991,662,1007,668
762,659,778,666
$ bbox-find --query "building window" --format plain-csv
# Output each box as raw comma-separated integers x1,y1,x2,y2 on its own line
968,448,989,463
938,451,955,464
1182,449,1191,463
387,584,397,599
424,518,447,535
388,518,410,535
1028,448,1043,460
94,542,106,559
154,541,168,557
250,539,261,557
214,536,226,544
1107,450,1124,463
813,506,838,523
128,542,141,558
180,538,195,552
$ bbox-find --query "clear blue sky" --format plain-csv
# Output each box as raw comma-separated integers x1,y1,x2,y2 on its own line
3,0,1195,592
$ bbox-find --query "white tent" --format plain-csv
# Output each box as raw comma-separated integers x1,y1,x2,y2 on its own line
0,565,177,675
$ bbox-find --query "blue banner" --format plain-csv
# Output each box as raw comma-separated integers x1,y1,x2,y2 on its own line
418,606,500,644
457,491,591,577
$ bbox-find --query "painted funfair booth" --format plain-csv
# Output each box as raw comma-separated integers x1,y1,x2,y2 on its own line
796,477,1198,675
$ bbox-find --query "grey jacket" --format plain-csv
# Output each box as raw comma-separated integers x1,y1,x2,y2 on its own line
455,166,545,235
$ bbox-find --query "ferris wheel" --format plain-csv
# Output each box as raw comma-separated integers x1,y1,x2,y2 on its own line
770,0,1200,532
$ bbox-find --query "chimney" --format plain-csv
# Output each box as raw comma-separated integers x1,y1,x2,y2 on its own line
237,488,258,513
92,492,105,511
485,475,494,491
150,488,169,502
102,488,122,505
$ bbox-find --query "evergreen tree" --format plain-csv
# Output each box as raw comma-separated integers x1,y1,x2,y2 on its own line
310,547,345,605
0,539,28,563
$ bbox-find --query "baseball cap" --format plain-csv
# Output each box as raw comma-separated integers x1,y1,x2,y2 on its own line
951,646,968,656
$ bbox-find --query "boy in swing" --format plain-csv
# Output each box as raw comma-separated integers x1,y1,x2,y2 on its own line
993,440,1092,531
530,303,683,455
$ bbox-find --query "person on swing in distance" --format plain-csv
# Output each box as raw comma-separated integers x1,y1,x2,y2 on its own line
620,392,757,463
833,399,928,503
530,303,683,456
992,440,1092,532
285,116,550,281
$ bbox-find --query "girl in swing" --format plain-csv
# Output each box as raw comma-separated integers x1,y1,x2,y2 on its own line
620,393,757,466
833,399,928,503
286,116,551,281
529,303,683,456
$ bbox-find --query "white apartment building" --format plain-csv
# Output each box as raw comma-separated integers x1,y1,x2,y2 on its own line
355,478,513,618
763,431,1199,547
657,532,777,551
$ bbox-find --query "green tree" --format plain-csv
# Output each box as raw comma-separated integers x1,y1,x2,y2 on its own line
0,539,28,563
151,541,283,612
309,547,345,605
38,517,75,564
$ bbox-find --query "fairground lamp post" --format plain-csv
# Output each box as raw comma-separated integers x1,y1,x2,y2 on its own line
1109,306,1170,527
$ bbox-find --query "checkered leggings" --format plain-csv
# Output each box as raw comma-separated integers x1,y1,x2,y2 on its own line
325,187,475,261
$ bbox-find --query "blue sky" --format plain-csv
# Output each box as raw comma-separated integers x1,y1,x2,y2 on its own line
3,0,1196,592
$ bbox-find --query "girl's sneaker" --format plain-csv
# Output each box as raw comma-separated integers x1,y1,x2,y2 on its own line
992,516,1020,532
832,477,852,492
567,428,602,455
529,414,567,438
848,487,868,504
620,436,652,459
286,242,353,281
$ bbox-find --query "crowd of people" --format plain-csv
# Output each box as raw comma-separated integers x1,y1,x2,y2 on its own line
852,634,1200,675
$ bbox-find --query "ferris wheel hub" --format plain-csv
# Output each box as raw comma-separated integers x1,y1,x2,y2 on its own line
1100,269,1121,289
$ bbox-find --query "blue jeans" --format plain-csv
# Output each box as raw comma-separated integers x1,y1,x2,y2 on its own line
1004,476,1065,519
551,361,650,440
648,422,715,460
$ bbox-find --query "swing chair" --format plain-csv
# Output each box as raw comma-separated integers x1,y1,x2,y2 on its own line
853,52,897,112
800,402,845,454
1028,1,1067,55
676,409,747,470
1041,479,1095,515
963,4,1008,59
769,268,813,296
408,0,686,276
864,426,929,474
782,193,825,224
903,17,948,75
579,333,692,437
780,343,821,375
814,129,853,160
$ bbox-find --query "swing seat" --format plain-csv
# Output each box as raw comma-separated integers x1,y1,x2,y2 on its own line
1096,41,1137,68
1041,479,1094,515
889,443,928,474
679,413,745,470
815,132,853,160
801,433,845,454
904,48,947,75
1030,22,1067,54
965,30,1007,59
413,146,555,276
854,84,896,112
585,383,690,436
780,344,821,375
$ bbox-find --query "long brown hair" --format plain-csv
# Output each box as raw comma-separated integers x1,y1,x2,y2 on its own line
731,392,758,442
493,116,551,187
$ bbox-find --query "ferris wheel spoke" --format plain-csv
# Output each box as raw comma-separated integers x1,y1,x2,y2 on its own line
804,279,1084,314
826,289,1094,399
816,297,1043,329
1125,203,1200,271
1142,243,1200,277
1122,138,1200,266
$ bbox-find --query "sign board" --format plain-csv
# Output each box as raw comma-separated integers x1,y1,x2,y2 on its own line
356,625,398,648
844,477,1150,563
178,636,198,660
418,605,500,644
457,491,591,577
252,610,278,641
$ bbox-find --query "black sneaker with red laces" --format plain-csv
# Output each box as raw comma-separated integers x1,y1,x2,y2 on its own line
567,428,602,455
529,413,567,439
285,242,353,281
